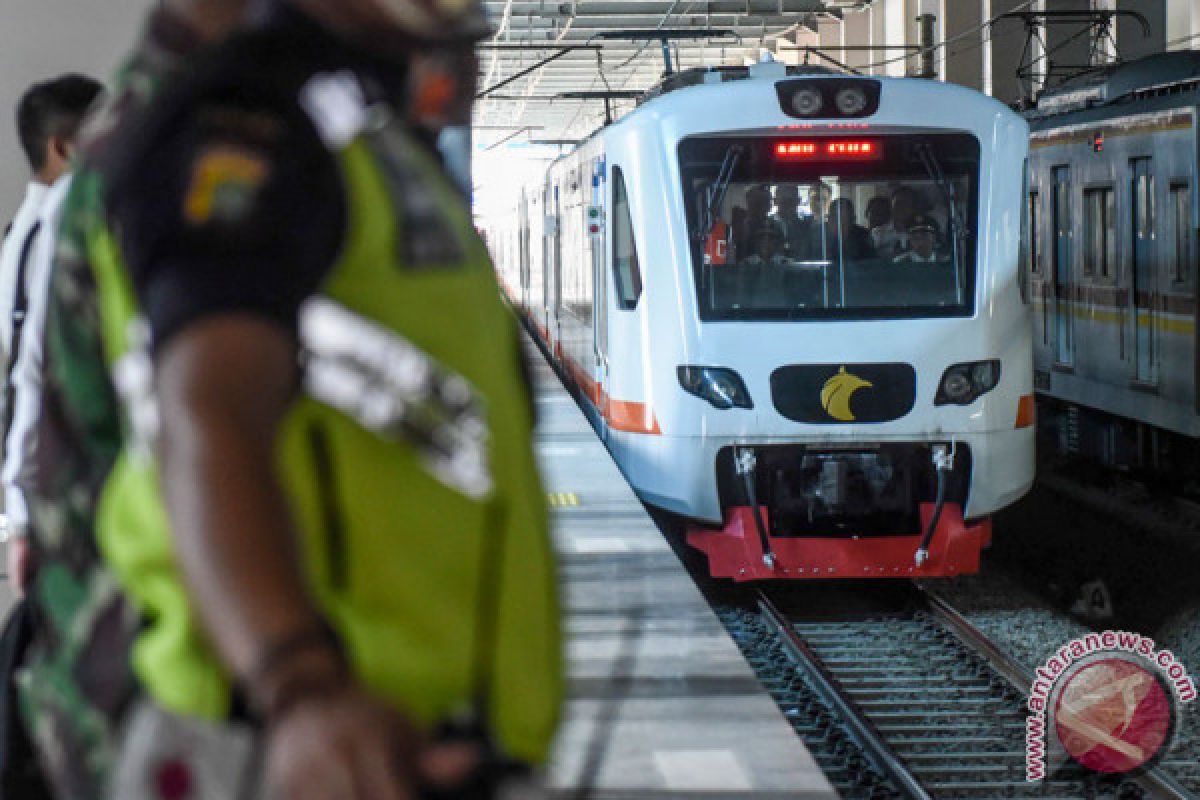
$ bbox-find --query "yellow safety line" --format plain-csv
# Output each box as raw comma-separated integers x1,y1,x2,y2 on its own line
547,492,580,508
1030,301,1195,335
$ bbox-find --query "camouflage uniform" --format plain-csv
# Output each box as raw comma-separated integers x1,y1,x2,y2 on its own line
16,14,209,799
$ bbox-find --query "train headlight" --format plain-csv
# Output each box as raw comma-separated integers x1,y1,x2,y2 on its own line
790,87,824,117
935,360,1002,406
834,87,868,115
678,366,753,410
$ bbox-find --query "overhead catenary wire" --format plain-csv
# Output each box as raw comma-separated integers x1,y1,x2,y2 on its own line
481,0,1132,140
858,0,1039,72
569,0,1041,134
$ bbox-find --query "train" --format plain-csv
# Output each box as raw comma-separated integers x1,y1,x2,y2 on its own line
1025,51,1200,487
486,59,1035,581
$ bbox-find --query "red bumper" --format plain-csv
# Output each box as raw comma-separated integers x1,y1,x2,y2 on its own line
686,503,990,581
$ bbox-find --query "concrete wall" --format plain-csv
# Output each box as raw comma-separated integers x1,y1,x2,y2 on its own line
941,0,984,90
0,0,153,223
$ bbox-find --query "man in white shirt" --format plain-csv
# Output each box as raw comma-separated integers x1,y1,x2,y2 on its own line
0,75,103,594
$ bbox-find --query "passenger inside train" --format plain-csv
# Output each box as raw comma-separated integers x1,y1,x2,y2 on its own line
685,134,977,319
893,214,947,263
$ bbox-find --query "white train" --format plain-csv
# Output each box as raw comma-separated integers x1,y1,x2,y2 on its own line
488,60,1036,580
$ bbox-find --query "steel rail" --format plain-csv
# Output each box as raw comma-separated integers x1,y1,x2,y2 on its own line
919,585,1195,800
756,592,934,800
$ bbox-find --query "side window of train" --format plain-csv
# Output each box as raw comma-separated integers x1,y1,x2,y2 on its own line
1083,186,1116,282
1170,182,1193,285
611,166,643,310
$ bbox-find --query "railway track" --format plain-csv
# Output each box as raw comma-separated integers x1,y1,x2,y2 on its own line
748,586,1194,800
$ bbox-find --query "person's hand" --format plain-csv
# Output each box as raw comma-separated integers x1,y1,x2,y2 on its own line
265,686,483,800
6,535,31,597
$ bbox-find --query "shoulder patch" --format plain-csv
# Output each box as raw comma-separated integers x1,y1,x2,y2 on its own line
183,146,270,226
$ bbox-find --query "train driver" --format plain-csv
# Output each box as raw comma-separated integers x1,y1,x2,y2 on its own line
892,214,944,263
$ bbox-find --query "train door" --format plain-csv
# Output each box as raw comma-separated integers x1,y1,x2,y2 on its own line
590,158,609,409
1051,166,1074,366
547,183,563,348
518,191,531,310
1131,158,1157,384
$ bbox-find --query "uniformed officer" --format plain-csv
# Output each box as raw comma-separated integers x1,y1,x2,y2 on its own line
23,1,562,798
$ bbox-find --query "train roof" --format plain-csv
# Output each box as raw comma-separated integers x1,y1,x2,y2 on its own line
637,63,838,104
1028,50,1200,126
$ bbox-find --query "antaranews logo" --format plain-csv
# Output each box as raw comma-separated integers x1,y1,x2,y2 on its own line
1026,631,1196,781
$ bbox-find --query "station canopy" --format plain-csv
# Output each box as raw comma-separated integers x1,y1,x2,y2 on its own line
474,0,874,144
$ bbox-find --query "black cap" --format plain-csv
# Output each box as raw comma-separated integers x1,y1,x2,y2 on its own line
908,213,938,234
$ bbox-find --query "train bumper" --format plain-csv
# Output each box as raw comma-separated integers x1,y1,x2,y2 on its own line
687,502,990,582
611,427,1034,523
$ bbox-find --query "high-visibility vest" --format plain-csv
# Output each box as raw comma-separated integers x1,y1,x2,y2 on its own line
86,71,563,765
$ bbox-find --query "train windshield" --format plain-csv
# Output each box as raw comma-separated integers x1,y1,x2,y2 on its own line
679,133,980,321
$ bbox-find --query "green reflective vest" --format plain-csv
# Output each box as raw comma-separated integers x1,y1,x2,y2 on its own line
85,89,563,764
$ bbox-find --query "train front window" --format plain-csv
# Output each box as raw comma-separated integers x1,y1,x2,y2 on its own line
679,134,980,320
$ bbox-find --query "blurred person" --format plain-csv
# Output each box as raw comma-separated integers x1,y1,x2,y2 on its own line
0,75,104,597
0,71,104,800
893,214,944,263
871,186,916,257
26,2,562,800
409,47,479,196
15,2,252,798
824,198,874,260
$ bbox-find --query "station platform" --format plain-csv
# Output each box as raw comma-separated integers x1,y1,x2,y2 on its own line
528,341,835,798
0,345,835,800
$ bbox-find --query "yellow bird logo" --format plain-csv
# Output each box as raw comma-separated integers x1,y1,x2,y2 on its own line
820,367,873,422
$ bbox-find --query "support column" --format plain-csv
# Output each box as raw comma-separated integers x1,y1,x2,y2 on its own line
1093,0,1118,64
1165,0,1199,49
843,9,872,72
942,0,985,90
869,2,888,75
883,0,910,77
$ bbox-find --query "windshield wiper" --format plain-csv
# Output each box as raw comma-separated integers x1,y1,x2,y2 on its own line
699,144,744,242
916,141,967,304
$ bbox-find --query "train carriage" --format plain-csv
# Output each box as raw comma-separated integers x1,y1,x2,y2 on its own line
490,60,1035,580
1026,51,1200,477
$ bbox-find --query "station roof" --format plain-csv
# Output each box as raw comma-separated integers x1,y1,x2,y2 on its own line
473,0,873,144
